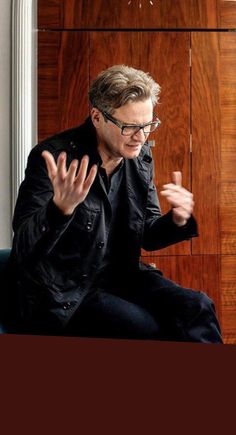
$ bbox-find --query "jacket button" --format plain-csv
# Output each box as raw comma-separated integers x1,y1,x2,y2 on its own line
63,302,71,310
70,141,76,149
81,273,88,281
97,241,105,249
41,225,47,232
86,222,92,230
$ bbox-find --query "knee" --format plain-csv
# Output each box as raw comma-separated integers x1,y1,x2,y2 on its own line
198,291,216,313
183,290,216,320
187,291,219,325
185,291,223,343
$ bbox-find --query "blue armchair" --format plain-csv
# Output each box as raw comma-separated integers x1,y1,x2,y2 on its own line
0,248,12,333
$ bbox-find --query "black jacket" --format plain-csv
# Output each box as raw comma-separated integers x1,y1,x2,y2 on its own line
9,117,198,329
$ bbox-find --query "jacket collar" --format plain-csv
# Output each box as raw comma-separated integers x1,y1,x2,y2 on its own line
73,117,102,168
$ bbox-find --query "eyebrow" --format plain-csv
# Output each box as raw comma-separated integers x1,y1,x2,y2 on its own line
115,115,154,126
103,111,156,127
122,119,154,126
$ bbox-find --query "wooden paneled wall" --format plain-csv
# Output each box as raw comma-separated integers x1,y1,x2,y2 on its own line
38,0,236,29
220,33,236,343
192,32,221,256
220,0,236,27
38,0,236,343
38,32,89,140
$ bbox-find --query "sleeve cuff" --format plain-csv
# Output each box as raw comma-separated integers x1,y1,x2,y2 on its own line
46,198,75,228
171,211,199,239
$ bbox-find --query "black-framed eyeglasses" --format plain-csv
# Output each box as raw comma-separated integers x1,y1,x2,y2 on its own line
102,111,161,136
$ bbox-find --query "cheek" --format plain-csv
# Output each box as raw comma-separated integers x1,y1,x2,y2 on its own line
111,132,126,149
102,126,128,150
106,127,119,143
102,129,115,147
119,139,130,150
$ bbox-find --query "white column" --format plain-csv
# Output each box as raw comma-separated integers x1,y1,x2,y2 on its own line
11,0,37,212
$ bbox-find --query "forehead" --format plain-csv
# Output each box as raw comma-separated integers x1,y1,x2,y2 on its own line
113,99,154,123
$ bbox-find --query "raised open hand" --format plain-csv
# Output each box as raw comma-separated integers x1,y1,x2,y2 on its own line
160,171,194,226
42,151,98,215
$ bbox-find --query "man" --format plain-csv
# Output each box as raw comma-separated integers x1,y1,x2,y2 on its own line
9,65,222,342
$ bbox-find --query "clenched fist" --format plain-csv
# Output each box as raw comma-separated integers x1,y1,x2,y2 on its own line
160,171,194,226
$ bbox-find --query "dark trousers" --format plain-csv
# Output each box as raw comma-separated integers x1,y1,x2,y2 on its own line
65,267,223,343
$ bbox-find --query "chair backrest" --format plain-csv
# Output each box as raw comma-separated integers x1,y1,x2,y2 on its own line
0,249,11,273
0,249,12,333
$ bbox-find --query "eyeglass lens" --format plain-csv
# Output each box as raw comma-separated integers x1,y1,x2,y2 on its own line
122,122,159,136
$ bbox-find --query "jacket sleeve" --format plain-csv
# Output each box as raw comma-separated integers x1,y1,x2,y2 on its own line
12,145,75,265
142,164,198,251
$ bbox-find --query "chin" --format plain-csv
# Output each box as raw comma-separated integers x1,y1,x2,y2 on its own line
124,153,140,160
123,145,142,159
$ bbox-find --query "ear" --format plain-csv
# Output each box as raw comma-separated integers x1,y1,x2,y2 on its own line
91,108,102,129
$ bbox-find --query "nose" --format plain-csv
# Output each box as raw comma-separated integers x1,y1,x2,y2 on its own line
132,127,147,141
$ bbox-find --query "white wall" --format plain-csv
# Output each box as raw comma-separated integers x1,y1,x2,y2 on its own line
0,0,11,248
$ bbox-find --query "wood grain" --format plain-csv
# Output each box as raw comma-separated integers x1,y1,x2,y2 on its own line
221,256,236,344
220,0,236,28
220,33,236,255
191,32,221,255
38,31,89,141
38,0,219,29
219,33,236,344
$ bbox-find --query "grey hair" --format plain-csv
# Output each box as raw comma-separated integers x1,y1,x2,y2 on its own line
89,64,161,114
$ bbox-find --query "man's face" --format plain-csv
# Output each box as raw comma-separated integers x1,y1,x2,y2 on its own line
91,98,154,160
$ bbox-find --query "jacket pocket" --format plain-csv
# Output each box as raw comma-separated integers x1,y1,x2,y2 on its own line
73,204,99,233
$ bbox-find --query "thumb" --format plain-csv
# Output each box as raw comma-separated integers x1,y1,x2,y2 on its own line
172,171,182,186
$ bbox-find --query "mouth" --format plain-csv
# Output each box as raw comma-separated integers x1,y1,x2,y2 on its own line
126,143,142,148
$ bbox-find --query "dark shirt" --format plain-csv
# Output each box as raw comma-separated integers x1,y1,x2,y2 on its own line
96,161,124,281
